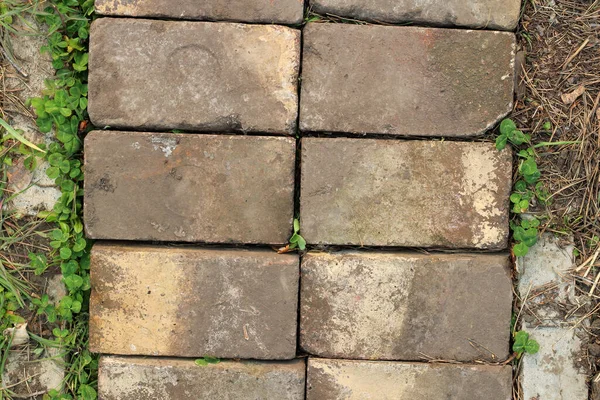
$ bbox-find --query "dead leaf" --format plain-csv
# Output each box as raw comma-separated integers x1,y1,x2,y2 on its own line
276,244,293,254
6,160,33,192
561,85,585,105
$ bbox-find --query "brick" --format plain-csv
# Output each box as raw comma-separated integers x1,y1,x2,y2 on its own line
84,131,295,244
300,252,512,362
90,244,299,359
300,138,512,249
99,356,305,399
307,358,512,400
88,19,300,134
95,0,304,24
309,0,520,30
300,24,515,137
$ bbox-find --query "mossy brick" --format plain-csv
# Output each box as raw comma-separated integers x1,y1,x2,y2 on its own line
307,358,512,400
309,0,521,30
300,252,513,362
99,357,305,399
300,24,516,137
88,19,300,134
84,131,295,244
95,0,304,24
90,244,299,359
300,138,512,249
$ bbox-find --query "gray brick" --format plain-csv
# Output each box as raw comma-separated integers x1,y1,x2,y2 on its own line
300,252,513,362
99,357,305,399
95,0,304,24
300,24,515,136
90,244,299,359
84,131,296,244
309,0,521,30
300,138,512,249
88,19,300,134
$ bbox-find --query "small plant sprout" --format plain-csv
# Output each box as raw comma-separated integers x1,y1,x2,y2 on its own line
513,330,540,358
288,218,306,251
195,357,220,366
495,118,531,150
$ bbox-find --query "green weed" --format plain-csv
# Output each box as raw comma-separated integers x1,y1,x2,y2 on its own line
288,218,306,251
1,0,96,398
496,118,547,257
195,357,220,366
513,330,540,358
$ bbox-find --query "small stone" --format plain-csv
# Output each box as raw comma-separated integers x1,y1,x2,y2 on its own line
300,138,512,249
309,0,521,30
307,358,513,399
5,160,61,217
300,251,513,362
90,243,299,359
84,131,296,244
95,0,304,24
3,323,29,347
300,24,516,137
99,356,306,399
88,19,300,134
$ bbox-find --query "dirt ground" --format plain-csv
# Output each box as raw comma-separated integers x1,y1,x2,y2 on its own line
515,0,600,395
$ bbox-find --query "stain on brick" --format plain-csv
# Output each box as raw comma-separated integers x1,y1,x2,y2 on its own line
299,24,515,137
90,244,299,359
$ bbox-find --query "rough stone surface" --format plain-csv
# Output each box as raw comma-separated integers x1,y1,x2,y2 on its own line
520,326,588,400
517,234,589,400
518,233,577,325
6,161,61,217
300,252,513,362
307,358,513,400
84,131,296,244
309,0,521,30
300,24,516,137
2,348,64,398
2,15,61,216
88,19,300,134
99,356,306,399
300,138,512,249
95,0,304,24
90,244,299,359
2,15,54,145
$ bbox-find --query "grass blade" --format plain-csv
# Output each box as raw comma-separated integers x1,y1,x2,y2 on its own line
0,117,46,153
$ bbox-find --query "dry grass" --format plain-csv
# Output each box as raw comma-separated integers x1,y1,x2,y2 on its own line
515,0,600,257
514,0,600,395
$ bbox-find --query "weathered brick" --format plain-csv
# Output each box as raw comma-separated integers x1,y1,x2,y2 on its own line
90,244,299,359
309,0,521,30
307,358,512,400
95,0,304,24
300,24,515,136
84,131,295,244
300,252,512,362
99,356,306,399
300,138,512,249
88,19,300,134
